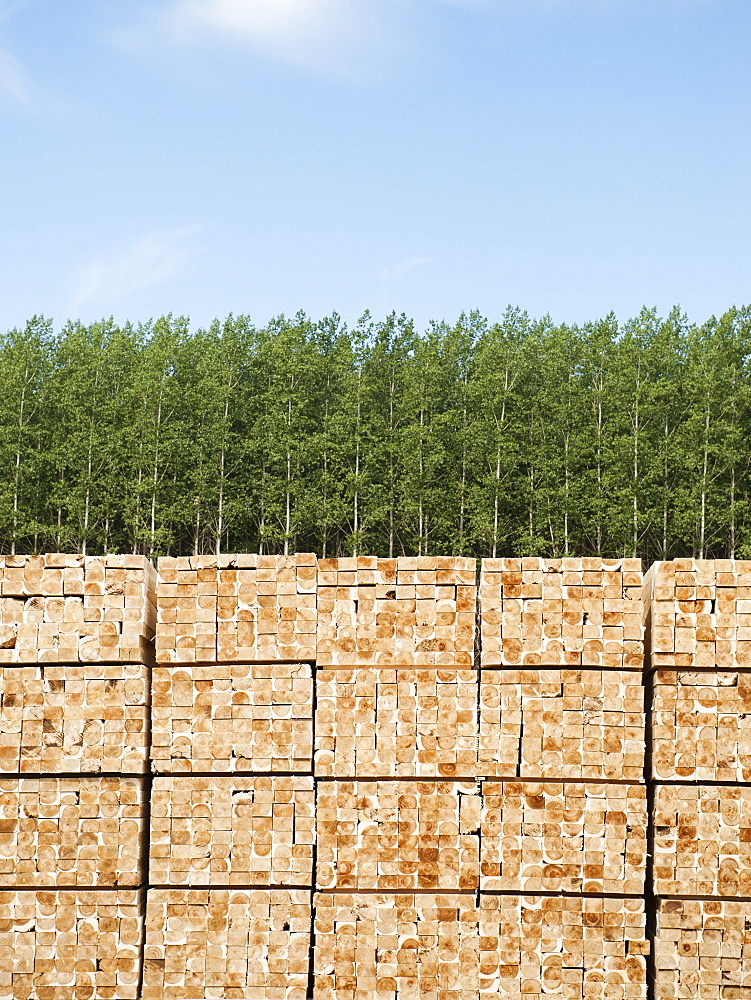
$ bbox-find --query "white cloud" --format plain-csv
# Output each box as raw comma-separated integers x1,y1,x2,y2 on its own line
381,256,431,281
0,46,29,104
69,225,203,314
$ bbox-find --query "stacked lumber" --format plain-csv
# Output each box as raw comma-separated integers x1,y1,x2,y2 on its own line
312,893,649,1000
316,779,480,890
0,888,143,999
151,663,313,773
653,783,751,897
149,776,314,887
650,559,751,668
654,898,751,1000
0,554,157,663
313,892,481,1000
314,667,478,778
0,776,143,887
316,556,477,666
652,669,751,781
155,554,317,663
478,669,645,780
478,894,649,999
480,780,647,893
480,557,645,668
143,888,311,1000
0,662,148,773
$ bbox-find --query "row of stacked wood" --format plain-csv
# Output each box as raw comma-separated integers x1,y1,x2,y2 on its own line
1,553,751,997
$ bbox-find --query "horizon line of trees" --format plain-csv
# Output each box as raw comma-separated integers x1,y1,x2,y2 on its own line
1,305,750,561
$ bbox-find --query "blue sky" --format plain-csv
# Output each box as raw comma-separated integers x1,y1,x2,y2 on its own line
1,0,749,332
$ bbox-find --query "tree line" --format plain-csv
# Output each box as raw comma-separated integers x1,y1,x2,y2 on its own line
1,306,750,560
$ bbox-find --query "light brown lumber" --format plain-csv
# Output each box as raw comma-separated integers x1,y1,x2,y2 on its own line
652,669,751,781
0,888,142,999
479,779,647,894
478,894,648,999
316,779,480,890
479,668,645,780
151,662,313,773
155,554,317,664
149,776,314,887
651,558,751,668
315,667,478,778
0,662,148,774
143,887,311,999
480,557,644,668
0,777,144,887
0,554,156,664
313,892,481,1000
653,783,751,897
316,556,477,666
655,898,751,1000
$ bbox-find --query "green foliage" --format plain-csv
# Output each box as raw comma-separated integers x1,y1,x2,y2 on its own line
1,306,750,558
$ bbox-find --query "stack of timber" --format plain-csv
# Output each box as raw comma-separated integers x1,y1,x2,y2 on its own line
316,556,477,666
0,889,143,999
314,666,478,777
654,898,751,999
155,554,317,663
0,661,148,773
649,558,751,668
0,554,157,663
149,776,315,887
143,888,311,999
480,557,645,668
480,780,647,893
151,662,313,773
478,668,645,780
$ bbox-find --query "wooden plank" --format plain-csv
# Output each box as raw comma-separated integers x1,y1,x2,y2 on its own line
655,898,751,1000
653,783,751,897
155,555,317,664
479,668,645,780
316,780,480,891
143,887,311,999
480,779,647,893
0,662,148,774
151,663,313,774
313,892,481,1000
0,777,143,887
0,888,142,999
315,667,478,778
480,557,645,668
149,776,314,887
316,556,477,667
652,669,751,781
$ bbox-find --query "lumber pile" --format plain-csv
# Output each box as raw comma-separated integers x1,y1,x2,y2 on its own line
0,776,143,888
478,668,645,780
650,558,751,668
151,663,313,773
155,555,317,663
480,780,647,893
0,662,149,773
316,779,481,890
316,556,477,666
652,669,751,781
312,893,649,1000
480,557,645,668
149,776,315,887
654,898,751,1000
314,666,478,778
143,888,311,1000
0,889,143,999
0,554,156,663
653,783,751,897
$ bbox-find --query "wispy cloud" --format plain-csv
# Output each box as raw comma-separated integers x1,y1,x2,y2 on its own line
381,256,431,281
0,46,29,104
69,225,203,314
